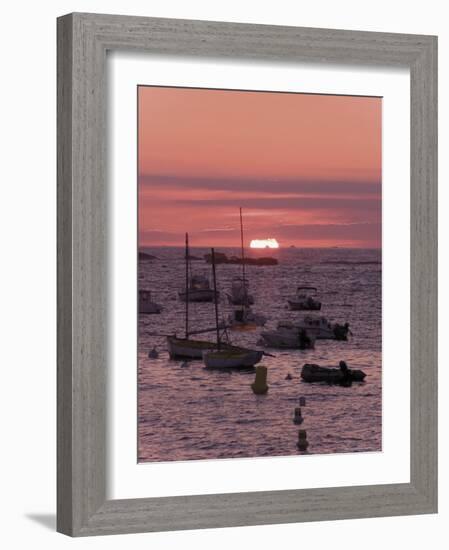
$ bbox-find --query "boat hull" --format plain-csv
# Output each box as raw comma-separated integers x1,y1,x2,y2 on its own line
178,289,219,302
288,300,321,311
296,324,349,340
167,336,234,359
139,302,162,314
203,349,263,369
259,330,315,349
227,294,255,306
301,364,366,383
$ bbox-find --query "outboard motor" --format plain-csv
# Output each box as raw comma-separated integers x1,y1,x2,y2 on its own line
334,322,350,341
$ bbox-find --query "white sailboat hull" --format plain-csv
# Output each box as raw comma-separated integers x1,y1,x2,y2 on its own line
167,337,216,359
167,336,235,359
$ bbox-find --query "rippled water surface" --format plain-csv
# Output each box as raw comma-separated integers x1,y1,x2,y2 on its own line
138,247,381,462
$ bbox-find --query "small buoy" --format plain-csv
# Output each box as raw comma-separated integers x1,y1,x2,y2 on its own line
297,429,309,451
148,347,159,359
251,365,269,395
293,407,303,425
180,361,189,368
299,396,306,407
285,373,293,380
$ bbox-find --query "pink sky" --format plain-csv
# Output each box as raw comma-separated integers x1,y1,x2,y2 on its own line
138,86,381,248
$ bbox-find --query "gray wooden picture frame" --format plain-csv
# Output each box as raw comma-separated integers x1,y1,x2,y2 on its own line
57,12,438,537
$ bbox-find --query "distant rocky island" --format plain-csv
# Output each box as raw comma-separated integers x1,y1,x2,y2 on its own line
204,251,278,266
139,251,157,261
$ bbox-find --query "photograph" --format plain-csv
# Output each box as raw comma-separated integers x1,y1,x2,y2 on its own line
137,85,382,462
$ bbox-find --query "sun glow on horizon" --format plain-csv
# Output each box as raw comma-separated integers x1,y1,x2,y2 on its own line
250,238,280,249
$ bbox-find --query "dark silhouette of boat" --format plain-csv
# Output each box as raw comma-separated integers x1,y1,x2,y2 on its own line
301,363,366,385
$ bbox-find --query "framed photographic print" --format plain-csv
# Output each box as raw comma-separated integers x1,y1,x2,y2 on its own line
57,13,437,536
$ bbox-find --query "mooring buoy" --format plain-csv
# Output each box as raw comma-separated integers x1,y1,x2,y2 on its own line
297,429,309,451
251,365,269,395
148,347,159,359
293,407,304,425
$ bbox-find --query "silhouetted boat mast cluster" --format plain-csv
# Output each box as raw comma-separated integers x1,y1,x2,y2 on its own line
140,208,355,374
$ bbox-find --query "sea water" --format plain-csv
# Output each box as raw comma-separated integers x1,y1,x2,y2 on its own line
138,247,381,462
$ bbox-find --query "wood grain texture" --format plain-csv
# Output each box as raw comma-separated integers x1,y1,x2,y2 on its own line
57,12,438,536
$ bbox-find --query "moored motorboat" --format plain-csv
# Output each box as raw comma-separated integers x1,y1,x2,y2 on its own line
288,286,321,311
259,321,315,349
227,277,254,306
296,315,350,341
179,274,218,302
301,363,366,384
139,290,162,314
228,307,267,330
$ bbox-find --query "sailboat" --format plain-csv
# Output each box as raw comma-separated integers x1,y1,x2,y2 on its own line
202,248,263,369
178,235,219,302
167,234,232,359
228,208,267,330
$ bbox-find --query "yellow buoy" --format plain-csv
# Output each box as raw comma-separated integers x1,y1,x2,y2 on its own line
251,365,269,395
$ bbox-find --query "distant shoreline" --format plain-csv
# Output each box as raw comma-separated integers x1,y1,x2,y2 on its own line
139,245,382,251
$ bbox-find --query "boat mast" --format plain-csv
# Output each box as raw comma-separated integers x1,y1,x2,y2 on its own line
185,232,189,339
211,248,221,349
239,207,247,309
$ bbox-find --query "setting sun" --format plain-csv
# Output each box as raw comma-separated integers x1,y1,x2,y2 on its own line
250,238,280,249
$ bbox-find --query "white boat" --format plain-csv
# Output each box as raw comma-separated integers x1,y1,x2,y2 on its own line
259,321,315,349
288,286,321,311
296,315,350,340
201,246,263,369
227,208,267,330
139,290,162,314
227,277,254,305
167,335,236,359
179,274,218,302
169,234,224,357
202,348,263,369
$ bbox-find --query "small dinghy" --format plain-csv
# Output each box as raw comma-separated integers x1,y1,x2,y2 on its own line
301,362,366,385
